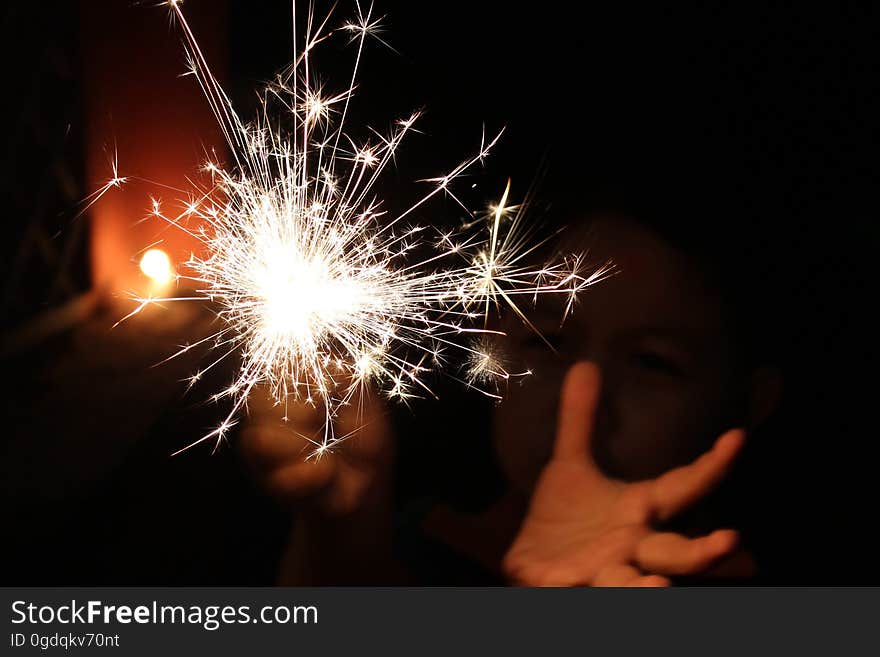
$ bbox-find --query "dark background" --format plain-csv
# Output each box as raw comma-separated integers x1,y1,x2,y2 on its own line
1,1,877,584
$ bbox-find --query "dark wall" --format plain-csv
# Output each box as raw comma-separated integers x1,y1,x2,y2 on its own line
1,1,876,584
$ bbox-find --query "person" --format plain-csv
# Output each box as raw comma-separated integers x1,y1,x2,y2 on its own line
241,193,783,586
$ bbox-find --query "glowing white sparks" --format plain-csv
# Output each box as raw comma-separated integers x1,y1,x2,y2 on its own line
74,145,127,221
110,1,614,457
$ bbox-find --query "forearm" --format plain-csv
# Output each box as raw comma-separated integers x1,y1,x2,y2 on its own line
277,495,412,585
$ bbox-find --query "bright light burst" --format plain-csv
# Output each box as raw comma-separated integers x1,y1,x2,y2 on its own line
140,249,174,285
113,0,614,457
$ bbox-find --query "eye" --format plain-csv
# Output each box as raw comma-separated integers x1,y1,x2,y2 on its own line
634,351,684,377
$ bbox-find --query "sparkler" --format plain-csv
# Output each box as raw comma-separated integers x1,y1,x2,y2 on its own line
109,0,613,457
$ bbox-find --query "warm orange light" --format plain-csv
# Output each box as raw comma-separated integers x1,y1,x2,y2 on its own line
82,0,226,293
140,249,174,285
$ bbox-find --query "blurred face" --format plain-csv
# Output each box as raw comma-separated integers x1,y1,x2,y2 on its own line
493,216,751,492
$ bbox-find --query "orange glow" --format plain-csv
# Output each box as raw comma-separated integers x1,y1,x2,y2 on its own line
81,0,227,294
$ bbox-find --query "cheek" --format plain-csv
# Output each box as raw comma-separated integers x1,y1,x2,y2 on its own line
492,372,562,493
595,381,730,481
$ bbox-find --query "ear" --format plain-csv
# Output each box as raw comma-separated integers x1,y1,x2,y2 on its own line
747,366,783,429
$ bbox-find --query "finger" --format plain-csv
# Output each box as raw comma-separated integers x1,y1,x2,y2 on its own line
248,385,325,425
629,575,670,587
650,428,745,522
265,457,337,502
635,529,740,576
281,399,327,425
246,386,285,416
593,564,643,587
240,424,316,469
553,361,602,461
335,395,392,462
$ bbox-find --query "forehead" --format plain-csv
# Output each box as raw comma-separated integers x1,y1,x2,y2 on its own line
557,216,727,335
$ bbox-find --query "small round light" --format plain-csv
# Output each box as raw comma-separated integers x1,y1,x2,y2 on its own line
140,249,174,285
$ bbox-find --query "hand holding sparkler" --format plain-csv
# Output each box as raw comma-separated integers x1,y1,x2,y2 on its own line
503,362,747,586
242,385,407,584
242,385,393,517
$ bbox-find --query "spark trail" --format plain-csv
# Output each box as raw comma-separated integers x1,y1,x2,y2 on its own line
113,1,613,457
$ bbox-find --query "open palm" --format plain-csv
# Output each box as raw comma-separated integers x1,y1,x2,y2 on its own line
503,363,745,586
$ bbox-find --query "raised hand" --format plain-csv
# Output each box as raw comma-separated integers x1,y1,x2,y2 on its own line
241,388,393,518
242,388,402,584
503,362,745,586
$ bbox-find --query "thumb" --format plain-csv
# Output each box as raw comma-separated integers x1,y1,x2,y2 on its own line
552,361,602,462
336,392,392,462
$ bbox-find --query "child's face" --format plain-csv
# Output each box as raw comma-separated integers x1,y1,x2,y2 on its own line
493,216,751,492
